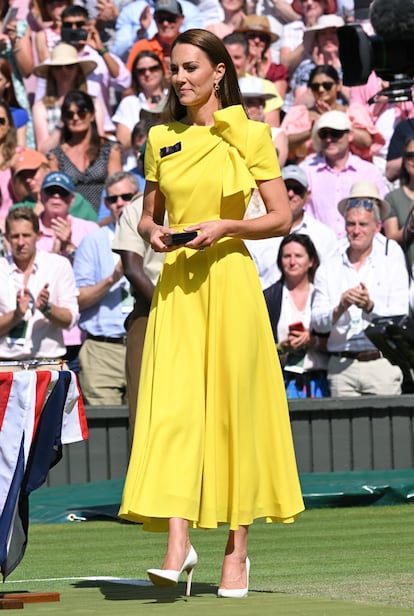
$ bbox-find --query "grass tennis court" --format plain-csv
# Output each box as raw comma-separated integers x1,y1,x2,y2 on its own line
4,504,414,614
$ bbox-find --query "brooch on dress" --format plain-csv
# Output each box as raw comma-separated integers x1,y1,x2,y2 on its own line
160,142,181,158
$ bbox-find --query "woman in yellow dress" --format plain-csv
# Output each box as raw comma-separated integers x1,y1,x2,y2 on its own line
119,28,304,598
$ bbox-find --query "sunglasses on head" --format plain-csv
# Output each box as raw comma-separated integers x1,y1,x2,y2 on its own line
285,182,306,197
44,186,71,198
318,128,348,140
154,12,178,23
310,81,335,92
0,117,7,126
136,65,162,76
106,193,134,204
64,107,89,121
403,151,414,160
345,198,378,211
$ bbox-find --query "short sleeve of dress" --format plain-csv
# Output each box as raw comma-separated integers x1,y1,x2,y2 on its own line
144,128,160,182
247,120,281,181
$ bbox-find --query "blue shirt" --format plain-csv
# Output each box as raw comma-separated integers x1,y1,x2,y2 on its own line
73,226,127,336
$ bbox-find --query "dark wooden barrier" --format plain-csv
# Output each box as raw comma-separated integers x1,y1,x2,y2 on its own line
47,396,414,486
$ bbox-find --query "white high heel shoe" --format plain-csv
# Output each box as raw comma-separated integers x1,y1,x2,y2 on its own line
217,557,250,598
147,545,198,596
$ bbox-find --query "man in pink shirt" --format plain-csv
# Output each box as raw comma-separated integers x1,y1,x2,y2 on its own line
300,110,387,239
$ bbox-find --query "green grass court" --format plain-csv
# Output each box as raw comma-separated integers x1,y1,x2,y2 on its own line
3,504,414,614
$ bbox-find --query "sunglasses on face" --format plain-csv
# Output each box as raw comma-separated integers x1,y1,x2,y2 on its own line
64,107,89,121
285,182,306,197
106,193,134,204
318,128,349,140
154,12,178,23
345,198,378,211
310,81,335,92
136,65,162,76
403,151,414,160
62,20,86,28
0,117,7,126
246,32,270,44
44,186,71,198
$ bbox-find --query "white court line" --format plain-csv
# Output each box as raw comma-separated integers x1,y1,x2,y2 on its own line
5,576,152,586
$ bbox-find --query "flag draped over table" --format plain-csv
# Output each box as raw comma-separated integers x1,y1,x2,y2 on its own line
0,370,88,580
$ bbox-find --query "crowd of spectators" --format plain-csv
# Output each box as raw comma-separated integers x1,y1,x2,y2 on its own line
0,0,413,402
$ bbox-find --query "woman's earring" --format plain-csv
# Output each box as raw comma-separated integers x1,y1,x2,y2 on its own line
214,82,220,97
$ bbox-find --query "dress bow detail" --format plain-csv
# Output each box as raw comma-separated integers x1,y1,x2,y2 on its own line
213,105,257,198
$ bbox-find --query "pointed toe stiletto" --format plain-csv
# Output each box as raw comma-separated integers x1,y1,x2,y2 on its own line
217,557,250,598
147,545,198,596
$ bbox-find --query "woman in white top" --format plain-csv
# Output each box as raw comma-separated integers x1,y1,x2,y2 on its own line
264,232,330,398
112,50,167,169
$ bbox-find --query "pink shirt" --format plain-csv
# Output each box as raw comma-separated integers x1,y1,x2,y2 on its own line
37,215,98,346
300,153,387,239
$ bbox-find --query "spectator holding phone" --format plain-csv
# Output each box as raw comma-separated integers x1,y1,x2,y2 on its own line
264,233,330,398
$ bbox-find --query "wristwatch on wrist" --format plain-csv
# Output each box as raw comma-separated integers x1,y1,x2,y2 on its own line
41,302,53,317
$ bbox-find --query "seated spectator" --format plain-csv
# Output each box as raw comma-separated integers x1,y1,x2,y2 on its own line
73,171,140,405
264,233,330,398
48,90,122,214
282,64,384,163
126,0,184,74
33,0,72,62
383,138,414,273
0,101,20,229
224,32,283,126
239,76,288,165
32,43,105,154
113,51,167,169
279,0,337,74
112,0,203,63
11,149,98,222
0,4,34,147
206,0,246,41
0,58,29,147
236,15,288,97
386,118,414,183
52,5,132,137
245,163,336,288
311,181,409,397
301,110,387,238
0,207,78,369
350,71,414,181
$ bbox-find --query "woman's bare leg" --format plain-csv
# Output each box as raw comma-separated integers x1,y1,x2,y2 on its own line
161,517,191,570
219,525,249,589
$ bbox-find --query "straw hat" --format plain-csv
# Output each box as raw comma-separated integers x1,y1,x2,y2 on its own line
34,43,97,79
292,0,337,15
303,14,344,46
337,181,390,221
236,15,279,43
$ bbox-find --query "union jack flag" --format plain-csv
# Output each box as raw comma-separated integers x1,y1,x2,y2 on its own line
0,370,88,579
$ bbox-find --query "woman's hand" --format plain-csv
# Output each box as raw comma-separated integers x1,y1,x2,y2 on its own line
183,220,228,249
150,225,177,252
286,329,313,351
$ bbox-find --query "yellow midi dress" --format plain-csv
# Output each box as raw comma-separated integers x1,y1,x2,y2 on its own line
119,105,304,531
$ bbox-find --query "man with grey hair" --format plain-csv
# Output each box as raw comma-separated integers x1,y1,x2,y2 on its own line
73,171,139,405
311,181,409,396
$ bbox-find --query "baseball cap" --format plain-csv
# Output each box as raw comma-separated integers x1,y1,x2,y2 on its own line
41,171,75,195
13,149,48,176
282,165,308,189
312,110,352,151
154,0,183,16
238,77,276,100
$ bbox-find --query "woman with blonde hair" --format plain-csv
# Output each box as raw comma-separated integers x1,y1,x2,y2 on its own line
32,43,104,153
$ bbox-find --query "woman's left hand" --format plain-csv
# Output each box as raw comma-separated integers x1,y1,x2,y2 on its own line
184,220,228,249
